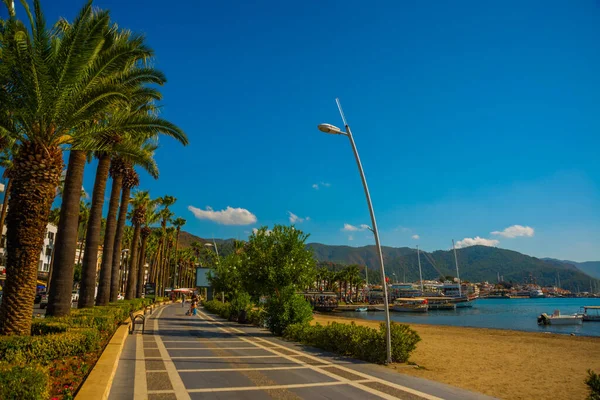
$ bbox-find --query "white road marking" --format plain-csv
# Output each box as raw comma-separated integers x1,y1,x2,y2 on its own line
185,380,374,393
165,347,265,350
162,340,246,343
196,310,397,400
154,307,192,400
169,355,284,359
133,335,148,400
198,309,443,400
170,366,310,373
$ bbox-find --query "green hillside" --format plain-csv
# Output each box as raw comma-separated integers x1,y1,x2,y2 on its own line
543,258,600,280
308,243,598,291
175,230,599,291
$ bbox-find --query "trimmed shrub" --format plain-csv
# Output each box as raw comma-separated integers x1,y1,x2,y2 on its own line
247,307,267,327
0,364,49,400
587,370,600,400
230,292,252,322
265,286,313,336
30,321,69,336
283,321,420,364
0,328,101,365
203,299,231,319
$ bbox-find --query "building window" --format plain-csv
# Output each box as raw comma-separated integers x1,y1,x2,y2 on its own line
45,246,52,257
43,263,49,272
0,235,5,248
38,260,43,271
48,232,54,240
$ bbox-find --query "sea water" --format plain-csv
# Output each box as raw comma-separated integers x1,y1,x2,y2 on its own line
345,298,600,337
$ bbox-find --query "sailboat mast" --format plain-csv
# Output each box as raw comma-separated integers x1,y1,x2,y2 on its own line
417,245,424,293
452,239,462,297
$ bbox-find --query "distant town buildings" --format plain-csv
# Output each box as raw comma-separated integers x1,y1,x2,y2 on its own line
0,223,57,273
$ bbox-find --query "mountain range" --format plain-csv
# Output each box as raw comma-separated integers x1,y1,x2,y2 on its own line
176,230,599,292
542,258,600,280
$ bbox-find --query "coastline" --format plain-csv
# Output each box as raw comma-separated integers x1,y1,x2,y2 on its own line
313,313,600,400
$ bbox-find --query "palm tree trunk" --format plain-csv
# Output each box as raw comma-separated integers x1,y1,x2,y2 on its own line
96,172,123,306
125,223,141,300
173,230,181,287
47,244,56,293
110,185,131,302
0,179,12,240
76,222,85,267
79,153,110,308
47,150,87,317
136,234,148,298
0,142,62,335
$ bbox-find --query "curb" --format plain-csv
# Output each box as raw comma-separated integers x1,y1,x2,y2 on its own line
75,302,170,400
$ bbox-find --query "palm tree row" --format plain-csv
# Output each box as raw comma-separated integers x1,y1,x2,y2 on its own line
0,0,189,335
315,264,366,302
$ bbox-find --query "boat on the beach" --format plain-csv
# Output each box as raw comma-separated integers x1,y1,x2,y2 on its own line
355,307,368,312
393,298,428,313
537,310,583,325
579,306,600,322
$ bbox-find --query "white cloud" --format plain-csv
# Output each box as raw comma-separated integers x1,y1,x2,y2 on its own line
288,211,309,224
412,234,420,240
188,205,257,225
312,182,331,190
491,225,535,238
455,236,499,249
342,223,370,232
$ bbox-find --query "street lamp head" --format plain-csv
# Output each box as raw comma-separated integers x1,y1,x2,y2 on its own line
318,123,345,135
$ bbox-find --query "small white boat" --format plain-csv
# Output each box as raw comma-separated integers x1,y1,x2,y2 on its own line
537,310,583,325
355,307,368,312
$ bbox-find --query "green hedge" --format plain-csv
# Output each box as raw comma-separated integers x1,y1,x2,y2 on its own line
283,321,420,364
0,298,161,400
0,364,49,400
1,327,101,365
203,300,231,319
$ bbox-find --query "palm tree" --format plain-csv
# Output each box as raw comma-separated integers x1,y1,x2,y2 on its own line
75,201,91,269
0,1,188,325
136,200,158,297
156,197,175,295
49,29,186,315
124,190,149,299
0,2,109,331
96,157,127,305
171,217,186,287
110,164,138,302
77,152,111,308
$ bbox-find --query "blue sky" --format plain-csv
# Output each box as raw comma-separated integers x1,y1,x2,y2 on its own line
10,1,600,261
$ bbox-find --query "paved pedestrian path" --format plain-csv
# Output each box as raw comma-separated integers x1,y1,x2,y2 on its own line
109,304,496,400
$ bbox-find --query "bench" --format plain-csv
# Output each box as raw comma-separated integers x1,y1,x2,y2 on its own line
129,312,145,334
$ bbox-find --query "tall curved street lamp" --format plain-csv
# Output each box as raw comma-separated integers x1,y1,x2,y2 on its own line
318,98,393,364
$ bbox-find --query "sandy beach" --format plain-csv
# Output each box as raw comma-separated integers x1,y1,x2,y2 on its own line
312,314,600,400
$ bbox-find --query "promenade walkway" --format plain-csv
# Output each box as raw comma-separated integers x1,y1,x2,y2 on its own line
108,304,495,400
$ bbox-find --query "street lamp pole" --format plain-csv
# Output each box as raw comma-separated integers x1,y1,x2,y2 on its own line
318,98,393,364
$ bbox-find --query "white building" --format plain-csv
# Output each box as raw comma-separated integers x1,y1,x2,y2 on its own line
0,223,58,274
